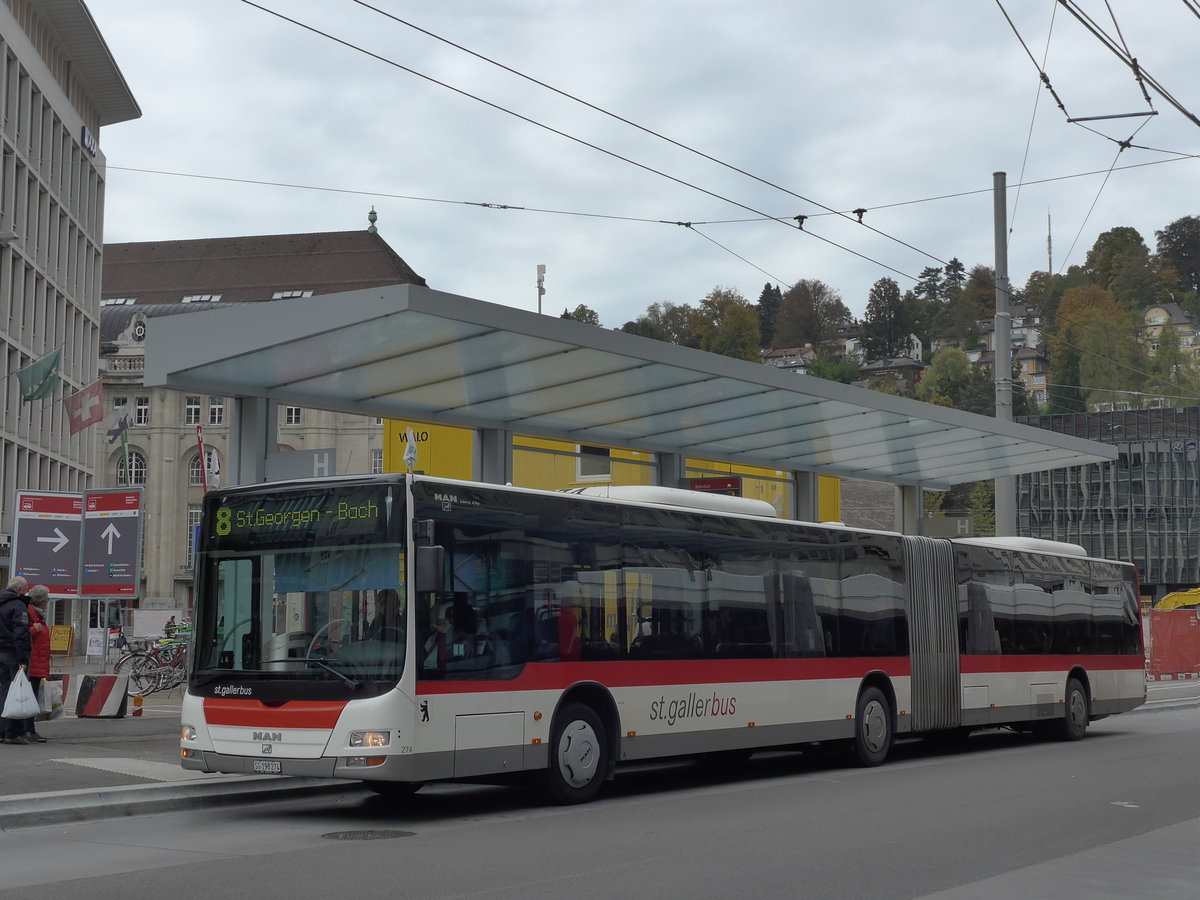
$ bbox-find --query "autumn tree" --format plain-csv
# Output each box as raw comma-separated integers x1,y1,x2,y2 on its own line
806,351,859,384
771,279,851,348
620,301,703,347
916,347,972,406
860,277,913,361
1085,226,1162,309
1047,285,1145,409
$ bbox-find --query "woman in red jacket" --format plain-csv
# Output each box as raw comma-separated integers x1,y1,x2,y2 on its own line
23,585,51,743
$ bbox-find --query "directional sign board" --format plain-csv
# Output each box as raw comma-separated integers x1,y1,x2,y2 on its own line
11,488,143,599
12,492,83,597
80,489,143,598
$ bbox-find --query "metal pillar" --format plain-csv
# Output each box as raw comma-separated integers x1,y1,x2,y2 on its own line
228,397,276,485
477,428,513,485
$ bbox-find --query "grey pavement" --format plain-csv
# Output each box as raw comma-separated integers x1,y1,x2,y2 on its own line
0,655,348,829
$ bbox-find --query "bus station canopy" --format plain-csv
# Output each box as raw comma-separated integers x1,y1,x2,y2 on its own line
143,284,1115,489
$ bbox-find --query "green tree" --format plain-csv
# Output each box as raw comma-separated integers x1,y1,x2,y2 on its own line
696,287,762,362
1155,215,1200,295
1085,226,1160,309
772,279,852,348
965,480,995,537
860,277,913,361
806,351,859,383
561,304,600,326
757,283,783,346
917,347,972,406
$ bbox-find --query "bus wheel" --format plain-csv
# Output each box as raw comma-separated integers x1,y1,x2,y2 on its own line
854,686,893,767
365,781,422,798
1060,678,1089,742
545,703,607,805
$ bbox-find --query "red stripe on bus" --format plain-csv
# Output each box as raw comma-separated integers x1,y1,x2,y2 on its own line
959,654,1144,674
416,657,913,695
203,698,347,728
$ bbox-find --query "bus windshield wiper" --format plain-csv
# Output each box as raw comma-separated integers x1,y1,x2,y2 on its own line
259,656,360,689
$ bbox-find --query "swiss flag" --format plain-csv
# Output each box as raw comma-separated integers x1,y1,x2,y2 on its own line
65,379,105,435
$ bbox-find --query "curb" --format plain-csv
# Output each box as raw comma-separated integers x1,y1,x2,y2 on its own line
0,776,364,831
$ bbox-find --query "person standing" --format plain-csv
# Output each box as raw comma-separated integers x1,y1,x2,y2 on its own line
22,585,51,743
0,575,32,745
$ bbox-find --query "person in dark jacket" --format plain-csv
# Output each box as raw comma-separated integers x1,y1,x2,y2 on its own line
22,585,51,742
0,575,32,744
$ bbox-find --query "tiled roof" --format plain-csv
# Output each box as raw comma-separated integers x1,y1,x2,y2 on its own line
100,231,426,305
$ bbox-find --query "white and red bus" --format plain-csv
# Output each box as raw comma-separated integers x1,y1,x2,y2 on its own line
181,475,1145,803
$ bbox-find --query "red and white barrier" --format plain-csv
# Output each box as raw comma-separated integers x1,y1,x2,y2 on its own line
75,674,130,717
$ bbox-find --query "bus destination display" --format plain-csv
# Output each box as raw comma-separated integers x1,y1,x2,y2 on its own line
208,486,393,549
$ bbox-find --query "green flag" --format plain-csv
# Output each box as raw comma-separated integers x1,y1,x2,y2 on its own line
16,348,62,401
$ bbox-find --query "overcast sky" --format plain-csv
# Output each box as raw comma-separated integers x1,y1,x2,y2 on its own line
86,1,1198,328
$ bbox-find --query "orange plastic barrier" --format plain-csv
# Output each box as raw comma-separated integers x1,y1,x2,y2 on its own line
1147,610,1200,680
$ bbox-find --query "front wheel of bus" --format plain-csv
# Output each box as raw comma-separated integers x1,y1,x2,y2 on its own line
1060,678,1088,741
854,686,893,767
545,703,607,805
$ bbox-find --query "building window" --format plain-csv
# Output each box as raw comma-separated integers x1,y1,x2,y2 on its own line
135,397,150,426
271,290,313,299
371,449,383,474
209,396,224,425
285,406,301,426
576,444,611,481
189,449,218,486
117,450,147,485
374,417,384,426
185,396,201,425
181,294,222,303
100,297,137,306
112,396,127,411
185,506,202,568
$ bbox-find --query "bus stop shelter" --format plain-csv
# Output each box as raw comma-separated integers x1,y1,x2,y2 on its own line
143,284,1115,530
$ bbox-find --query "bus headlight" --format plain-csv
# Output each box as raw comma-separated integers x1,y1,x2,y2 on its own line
181,724,197,742
349,730,390,748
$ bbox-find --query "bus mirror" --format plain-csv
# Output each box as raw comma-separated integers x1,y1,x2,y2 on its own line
415,545,445,593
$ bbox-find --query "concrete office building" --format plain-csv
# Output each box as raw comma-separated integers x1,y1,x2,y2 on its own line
97,230,427,612
0,1,139,587
1017,407,1200,601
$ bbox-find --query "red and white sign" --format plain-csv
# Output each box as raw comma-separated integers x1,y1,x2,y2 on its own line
64,380,105,435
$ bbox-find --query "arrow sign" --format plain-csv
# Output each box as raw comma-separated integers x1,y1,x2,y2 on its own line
101,522,121,553
36,527,70,553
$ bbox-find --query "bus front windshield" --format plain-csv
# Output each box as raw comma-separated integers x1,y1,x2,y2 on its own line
191,483,406,693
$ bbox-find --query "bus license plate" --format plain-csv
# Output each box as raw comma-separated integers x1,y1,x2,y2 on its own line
253,759,282,774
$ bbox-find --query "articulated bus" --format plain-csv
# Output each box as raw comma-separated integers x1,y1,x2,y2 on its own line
181,475,1145,803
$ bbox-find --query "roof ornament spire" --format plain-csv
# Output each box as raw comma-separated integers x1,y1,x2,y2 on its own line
367,206,378,234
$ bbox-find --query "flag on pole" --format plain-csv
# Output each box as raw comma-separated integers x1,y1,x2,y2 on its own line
64,379,105,435
16,348,62,401
101,404,133,445
196,425,209,492
207,449,221,490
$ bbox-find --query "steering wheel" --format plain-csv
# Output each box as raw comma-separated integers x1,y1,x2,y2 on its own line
307,618,351,658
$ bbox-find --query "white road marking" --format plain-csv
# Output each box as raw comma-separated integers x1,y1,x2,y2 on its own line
52,758,226,782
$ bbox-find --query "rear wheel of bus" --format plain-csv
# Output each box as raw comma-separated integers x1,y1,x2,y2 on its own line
853,685,893,767
544,702,608,804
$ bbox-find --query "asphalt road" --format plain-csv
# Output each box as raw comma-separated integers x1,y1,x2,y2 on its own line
1,703,1195,900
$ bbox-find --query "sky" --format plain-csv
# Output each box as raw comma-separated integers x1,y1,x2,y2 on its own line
86,1,1199,329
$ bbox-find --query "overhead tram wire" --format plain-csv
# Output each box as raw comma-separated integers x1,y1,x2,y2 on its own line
237,0,923,285
344,0,952,271
1006,0,1059,247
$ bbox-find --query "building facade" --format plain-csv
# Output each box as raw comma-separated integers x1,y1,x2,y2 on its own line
1017,407,1200,600
0,0,138,592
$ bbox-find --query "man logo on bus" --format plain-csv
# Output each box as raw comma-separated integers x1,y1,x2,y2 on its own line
420,700,429,723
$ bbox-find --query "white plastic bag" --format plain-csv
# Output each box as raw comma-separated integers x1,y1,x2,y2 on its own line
39,679,64,720
3,669,40,719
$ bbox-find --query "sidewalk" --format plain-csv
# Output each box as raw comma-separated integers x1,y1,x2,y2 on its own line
0,656,345,829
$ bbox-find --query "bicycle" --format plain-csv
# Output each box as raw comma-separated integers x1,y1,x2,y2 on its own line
113,638,188,696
